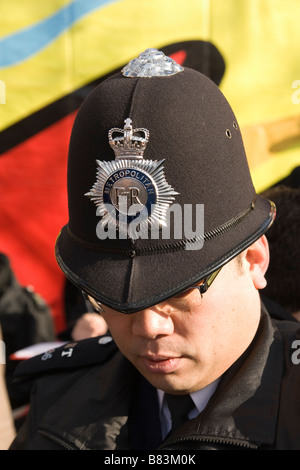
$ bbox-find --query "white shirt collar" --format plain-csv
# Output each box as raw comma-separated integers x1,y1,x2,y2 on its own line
157,378,220,438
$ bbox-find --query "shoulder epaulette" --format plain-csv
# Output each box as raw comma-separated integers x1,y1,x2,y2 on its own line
14,335,117,380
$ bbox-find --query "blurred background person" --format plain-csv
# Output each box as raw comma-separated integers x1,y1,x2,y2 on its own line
261,185,300,322
0,251,107,438
70,313,108,341
0,325,15,450
59,281,108,341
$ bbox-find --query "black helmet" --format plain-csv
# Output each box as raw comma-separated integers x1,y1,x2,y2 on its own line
55,49,275,313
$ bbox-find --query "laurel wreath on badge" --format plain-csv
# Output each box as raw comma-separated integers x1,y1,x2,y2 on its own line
85,118,179,239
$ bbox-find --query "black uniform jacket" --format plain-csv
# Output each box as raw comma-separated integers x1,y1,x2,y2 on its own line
10,306,300,450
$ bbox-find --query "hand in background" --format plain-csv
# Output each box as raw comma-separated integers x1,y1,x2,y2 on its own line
71,313,108,341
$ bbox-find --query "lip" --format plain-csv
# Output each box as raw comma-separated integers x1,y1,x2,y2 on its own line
140,354,182,374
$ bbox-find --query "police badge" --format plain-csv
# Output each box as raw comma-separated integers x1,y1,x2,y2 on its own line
85,117,179,239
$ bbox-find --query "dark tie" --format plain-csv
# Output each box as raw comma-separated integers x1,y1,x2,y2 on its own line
164,393,195,433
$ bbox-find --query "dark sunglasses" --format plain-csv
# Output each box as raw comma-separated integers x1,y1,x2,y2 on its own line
82,267,222,314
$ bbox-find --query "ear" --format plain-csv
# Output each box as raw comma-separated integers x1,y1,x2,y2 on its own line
244,235,270,289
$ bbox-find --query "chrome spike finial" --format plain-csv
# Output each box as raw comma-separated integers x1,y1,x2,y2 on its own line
122,48,184,78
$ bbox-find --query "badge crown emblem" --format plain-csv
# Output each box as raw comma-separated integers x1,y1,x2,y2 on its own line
108,118,149,160
86,117,179,240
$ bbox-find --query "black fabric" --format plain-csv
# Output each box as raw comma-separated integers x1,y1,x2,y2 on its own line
129,375,162,450
0,253,55,349
274,165,300,189
0,253,55,409
261,295,296,322
164,394,194,433
14,335,116,379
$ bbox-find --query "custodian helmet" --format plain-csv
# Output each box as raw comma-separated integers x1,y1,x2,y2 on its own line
55,49,275,313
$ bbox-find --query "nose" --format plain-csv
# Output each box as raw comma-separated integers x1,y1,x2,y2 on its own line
131,306,175,339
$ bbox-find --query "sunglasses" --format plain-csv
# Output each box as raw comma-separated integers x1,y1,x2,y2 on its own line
82,267,222,315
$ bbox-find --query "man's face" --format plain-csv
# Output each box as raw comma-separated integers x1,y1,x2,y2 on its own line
101,257,261,394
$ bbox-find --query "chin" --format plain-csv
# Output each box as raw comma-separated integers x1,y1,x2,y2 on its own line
144,373,193,394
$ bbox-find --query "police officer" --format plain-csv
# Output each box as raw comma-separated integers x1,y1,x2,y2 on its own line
10,49,300,450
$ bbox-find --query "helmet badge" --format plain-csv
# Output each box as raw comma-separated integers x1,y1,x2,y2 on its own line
85,118,179,239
